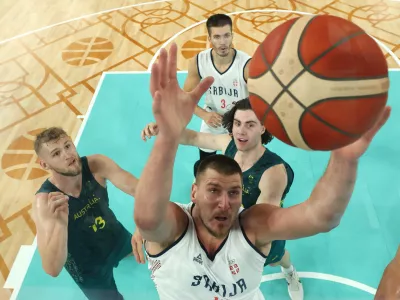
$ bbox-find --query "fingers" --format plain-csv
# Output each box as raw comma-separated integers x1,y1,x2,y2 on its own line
363,106,391,142
150,63,160,98
152,91,162,115
141,123,159,141
191,76,214,104
207,112,222,128
159,48,168,89
167,43,178,82
141,129,147,141
49,194,69,214
55,203,69,214
131,231,146,264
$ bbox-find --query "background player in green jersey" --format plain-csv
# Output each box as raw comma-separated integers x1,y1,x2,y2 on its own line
33,127,138,300
138,98,303,300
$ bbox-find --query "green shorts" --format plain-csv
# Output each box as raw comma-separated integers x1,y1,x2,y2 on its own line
75,230,133,300
264,240,286,266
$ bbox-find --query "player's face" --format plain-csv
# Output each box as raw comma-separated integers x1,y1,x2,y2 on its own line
232,109,265,151
39,135,82,177
192,169,242,239
208,25,233,57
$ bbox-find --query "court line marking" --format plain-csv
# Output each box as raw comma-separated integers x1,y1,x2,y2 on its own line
6,72,108,300
0,0,173,46
261,272,377,295
147,9,400,71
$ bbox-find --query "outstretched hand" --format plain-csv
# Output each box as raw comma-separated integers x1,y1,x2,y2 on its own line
332,106,391,161
150,43,214,139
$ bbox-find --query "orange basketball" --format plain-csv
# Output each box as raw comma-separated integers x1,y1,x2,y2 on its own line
248,15,389,151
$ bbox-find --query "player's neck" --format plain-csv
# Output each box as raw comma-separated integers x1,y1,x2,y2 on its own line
211,48,234,66
50,173,82,197
192,211,227,255
236,143,266,170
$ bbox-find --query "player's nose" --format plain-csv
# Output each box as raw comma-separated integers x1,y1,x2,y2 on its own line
218,193,230,210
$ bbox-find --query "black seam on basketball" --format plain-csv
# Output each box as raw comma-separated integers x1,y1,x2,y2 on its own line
300,91,387,137
259,40,360,139
298,110,362,150
305,91,388,112
249,16,304,80
258,48,293,124
248,91,293,147
298,29,386,81
291,89,363,138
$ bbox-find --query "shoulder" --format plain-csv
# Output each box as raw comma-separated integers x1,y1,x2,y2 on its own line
187,55,202,78
239,203,277,246
222,137,235,155
235,49,251,61
259,164,288,190
173,201,194,214
32,192,49,220
86,154,115,176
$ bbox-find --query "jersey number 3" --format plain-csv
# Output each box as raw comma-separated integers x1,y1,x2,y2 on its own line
220,99,226,108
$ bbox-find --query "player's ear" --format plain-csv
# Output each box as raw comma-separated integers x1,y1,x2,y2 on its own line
39,159,49,170
191,184,198,203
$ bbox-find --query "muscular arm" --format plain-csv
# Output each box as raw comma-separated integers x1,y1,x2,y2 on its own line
180,129,231,153
184,56,207,119
375,246,400,299
256,164,288,207
134,136,187,244
32,193,68,277
242,152,357,245
88,154,138,196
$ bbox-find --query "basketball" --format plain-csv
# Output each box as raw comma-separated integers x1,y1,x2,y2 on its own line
247,15,389,151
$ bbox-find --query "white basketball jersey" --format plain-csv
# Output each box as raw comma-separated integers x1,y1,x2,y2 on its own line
197,48,251,115
145,203,266,300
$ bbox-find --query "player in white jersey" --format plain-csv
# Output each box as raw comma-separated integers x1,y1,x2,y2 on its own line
182,14,252,175
133,43,391,300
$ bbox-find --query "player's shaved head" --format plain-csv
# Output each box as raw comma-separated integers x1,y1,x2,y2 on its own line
195,154,243,182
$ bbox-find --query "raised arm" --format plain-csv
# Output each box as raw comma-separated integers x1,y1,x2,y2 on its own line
375,246,400,299
242,106,391,246
134,43,214,245
88,154,138,196
141,122,231,153
32,192,69,277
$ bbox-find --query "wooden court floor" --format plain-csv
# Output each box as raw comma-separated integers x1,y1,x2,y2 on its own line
0,0,399,298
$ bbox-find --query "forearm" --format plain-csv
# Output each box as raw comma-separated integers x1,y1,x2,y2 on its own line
111,171,138,197
39,221,68,276
194,105,206,119
134,135,179,229
307,153,358,229
179,129,197,145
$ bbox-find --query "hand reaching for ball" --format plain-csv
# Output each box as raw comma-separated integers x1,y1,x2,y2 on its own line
149,43,214,140
333,106,391,161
